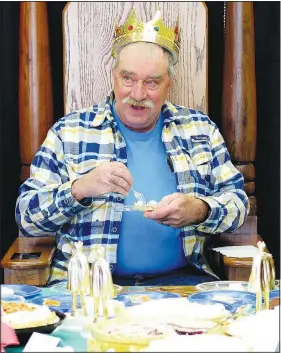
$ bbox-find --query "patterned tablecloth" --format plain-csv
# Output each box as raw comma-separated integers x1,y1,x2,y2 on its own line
5,285,195,352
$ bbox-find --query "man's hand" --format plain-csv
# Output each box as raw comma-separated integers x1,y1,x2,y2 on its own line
143,193,210,228
71,162,133,201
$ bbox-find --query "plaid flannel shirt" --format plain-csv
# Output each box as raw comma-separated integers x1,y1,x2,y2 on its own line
15,91,249,285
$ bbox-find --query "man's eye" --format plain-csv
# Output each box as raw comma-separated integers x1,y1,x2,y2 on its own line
146,80,159,89
123,76,132,81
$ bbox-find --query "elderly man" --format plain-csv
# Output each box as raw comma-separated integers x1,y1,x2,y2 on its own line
15,10,249,286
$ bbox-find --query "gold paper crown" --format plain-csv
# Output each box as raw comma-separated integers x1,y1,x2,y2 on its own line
112,9,180,64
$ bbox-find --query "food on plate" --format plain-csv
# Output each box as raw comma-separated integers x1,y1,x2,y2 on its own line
86,317,177,347
225,307,280,352
129,295,152,304
43,298,61,307
1,302,58,329
123,298,232,336
269,297,280,309
133,200,158,211
84,299,235,351
125,298,231,321
2,302,35,314
144,333,253,352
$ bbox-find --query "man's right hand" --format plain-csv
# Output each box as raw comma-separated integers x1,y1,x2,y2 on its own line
71,161,133,201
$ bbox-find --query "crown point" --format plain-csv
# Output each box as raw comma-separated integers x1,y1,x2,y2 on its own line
128,25,133,31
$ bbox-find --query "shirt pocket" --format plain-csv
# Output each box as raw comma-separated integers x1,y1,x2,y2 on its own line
189,139,213,177
65,156,105,181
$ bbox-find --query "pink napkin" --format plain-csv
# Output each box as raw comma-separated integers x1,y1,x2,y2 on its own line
1,322,19,352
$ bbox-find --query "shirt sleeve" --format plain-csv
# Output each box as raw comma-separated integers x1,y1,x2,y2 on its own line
15,127,105,237
194,122,250,234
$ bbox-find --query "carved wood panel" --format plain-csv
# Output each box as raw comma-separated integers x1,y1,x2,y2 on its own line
63,2,207,115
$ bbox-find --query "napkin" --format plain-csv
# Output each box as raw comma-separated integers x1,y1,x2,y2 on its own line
212,245,259,258
1,322,19,352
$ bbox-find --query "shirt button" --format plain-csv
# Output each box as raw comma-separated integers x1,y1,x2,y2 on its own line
64,199,69,205
112,227,117,233
119,136,123,142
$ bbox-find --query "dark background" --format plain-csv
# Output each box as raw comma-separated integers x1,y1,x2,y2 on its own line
0,2,280,281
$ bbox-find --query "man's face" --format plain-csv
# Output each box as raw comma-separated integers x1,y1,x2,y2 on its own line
113,43,171,132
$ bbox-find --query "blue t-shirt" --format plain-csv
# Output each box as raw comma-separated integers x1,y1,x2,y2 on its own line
113,104,187,276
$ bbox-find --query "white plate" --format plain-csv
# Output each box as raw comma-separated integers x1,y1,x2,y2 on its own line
195,281,249,292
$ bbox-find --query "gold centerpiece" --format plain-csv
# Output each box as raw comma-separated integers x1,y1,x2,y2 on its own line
248,241,275,311
67,241,90,316
90,246,115,321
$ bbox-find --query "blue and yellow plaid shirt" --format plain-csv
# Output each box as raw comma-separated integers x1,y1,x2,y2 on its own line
15,91,249,285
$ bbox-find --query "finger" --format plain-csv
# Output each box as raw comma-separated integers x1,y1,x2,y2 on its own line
158,193,182,207
110,174,131,194
143,206,172,220
112,166,134,187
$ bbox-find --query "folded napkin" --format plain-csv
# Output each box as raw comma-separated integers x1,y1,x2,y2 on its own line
1,322,19,352
212,245,259,258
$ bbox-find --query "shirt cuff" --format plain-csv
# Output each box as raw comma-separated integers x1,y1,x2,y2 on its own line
193,196,224,233
55,181,105,216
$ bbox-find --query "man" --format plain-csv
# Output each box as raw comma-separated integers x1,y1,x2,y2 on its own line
15,10,249,286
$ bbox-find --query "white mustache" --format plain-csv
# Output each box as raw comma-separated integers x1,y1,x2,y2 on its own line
122,96,155,109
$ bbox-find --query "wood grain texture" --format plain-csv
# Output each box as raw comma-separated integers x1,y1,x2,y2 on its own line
235,163,255,181
222,2,257,162
63,2,207,115
19,2,54,170
4,268,51,286
244,181,255,195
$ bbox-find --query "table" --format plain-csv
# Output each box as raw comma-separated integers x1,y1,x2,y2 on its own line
6,285,195,352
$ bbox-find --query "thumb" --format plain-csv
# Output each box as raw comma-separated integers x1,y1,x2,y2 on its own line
158,192,182,207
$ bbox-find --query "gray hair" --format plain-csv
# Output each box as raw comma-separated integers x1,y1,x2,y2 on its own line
114,43,175,78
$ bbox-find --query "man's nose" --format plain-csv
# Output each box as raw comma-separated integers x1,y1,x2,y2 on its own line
130,81,147,101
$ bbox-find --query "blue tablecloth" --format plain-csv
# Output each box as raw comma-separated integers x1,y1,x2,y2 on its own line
6,288,87,352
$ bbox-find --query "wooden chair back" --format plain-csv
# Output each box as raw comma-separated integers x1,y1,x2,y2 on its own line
62,2,208,114
1,2,259,284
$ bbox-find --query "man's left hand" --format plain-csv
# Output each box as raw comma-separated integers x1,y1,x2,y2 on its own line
143,193,210,228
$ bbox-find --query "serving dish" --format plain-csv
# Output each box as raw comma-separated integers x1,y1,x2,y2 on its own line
15,310,66,344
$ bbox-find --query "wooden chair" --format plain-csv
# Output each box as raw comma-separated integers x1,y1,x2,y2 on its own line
1,2,259,285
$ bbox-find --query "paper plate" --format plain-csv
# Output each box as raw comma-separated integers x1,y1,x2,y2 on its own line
1,284,41,299
116,291,180,306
